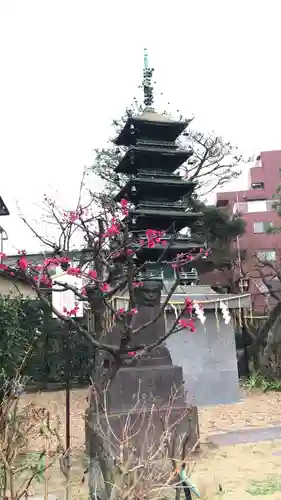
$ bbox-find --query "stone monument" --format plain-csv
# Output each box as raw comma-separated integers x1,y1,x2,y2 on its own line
86,279,199,458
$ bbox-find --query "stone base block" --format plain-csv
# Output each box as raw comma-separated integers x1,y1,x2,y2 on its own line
86,404,199,458
100,365,186,412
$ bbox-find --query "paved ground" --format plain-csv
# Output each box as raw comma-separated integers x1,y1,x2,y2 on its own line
209,423,281,446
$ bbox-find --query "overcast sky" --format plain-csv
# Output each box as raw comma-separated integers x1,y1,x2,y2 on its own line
0,0,281,254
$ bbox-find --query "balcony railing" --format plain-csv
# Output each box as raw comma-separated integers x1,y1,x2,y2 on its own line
136,139,177,149
137,169,180,178
129,231,204,244
136,201,186,211
135,268,198,282
179,270,198,281
233,200,273,214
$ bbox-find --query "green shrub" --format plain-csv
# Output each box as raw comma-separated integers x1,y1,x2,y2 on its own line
0,294,95,389
0,295,43,388
244,372,281,392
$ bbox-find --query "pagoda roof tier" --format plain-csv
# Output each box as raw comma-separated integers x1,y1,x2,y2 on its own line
126,209,203,232
113,237,203,262
114,178,195,203
114,108,191,146
115,146,193,174
0,197,9,216
135,241,203,261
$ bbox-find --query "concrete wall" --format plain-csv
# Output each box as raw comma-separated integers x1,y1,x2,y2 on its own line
0,276,37,298
166,311,241,406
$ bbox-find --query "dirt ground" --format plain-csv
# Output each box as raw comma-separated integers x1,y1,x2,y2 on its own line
19,388,281,498
23,387,281,446
199,389,281,437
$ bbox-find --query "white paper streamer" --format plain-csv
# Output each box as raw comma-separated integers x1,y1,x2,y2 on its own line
220,300,231,324
193,301,206,324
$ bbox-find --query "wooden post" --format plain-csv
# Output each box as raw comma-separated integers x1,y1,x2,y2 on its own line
65,322,72,500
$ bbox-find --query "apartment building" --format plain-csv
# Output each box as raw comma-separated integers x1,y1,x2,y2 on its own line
213,151,281,310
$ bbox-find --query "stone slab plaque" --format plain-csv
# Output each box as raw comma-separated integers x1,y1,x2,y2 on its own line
166,311,241,406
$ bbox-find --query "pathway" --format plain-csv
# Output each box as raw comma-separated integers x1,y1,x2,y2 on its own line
209,423,281,446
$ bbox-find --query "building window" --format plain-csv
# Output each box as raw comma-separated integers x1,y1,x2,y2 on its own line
251,182,264,190
253,221,272,233
255,155,262,167
256,250,276,261
247,200,267,213
217,199,229,207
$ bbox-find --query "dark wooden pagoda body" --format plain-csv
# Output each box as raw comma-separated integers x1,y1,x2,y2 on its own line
114,106,205,284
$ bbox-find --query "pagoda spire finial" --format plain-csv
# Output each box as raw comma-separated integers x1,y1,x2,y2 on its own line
142,48,154,107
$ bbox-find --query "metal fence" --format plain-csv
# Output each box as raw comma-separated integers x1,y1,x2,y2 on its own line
24,313,96,390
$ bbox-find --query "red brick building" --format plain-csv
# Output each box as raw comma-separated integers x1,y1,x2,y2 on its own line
208,151,281,310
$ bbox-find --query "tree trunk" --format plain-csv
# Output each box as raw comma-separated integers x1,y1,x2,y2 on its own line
260,315,281,379
88,426,117,500
252,345,260,372
241,301,281,375
256,300,281,349
86,285,119,500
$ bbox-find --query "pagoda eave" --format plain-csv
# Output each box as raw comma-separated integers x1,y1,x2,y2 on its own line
125,209,203,232
135,241,203,260
114,178,195,203
114,115,190,147
115,147,193,174
130,208,203,219
112,243,203,264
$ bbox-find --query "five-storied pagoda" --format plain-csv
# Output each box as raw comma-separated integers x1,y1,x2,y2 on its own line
114,49,205,285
